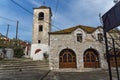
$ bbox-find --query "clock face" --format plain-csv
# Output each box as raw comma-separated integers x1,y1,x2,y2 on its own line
35,49,41,54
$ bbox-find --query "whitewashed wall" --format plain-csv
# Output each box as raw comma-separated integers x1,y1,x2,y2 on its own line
31,44,49,60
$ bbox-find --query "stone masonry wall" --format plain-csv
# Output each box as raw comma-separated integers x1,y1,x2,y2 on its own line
49,28,108,71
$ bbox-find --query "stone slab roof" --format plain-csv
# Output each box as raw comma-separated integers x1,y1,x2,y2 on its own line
49,25,120,34
49,25,96,34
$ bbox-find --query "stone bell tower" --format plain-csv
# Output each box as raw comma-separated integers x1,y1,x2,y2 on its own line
31,6,52,60
32,6,52,44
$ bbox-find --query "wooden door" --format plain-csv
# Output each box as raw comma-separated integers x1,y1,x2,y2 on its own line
110,56,120,67
84,50,100,68
59,49,76,68
109,49,120,67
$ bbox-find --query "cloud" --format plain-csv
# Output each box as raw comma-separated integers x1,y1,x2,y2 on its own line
0,0,118,41
28,0,42,7
52,0,115,29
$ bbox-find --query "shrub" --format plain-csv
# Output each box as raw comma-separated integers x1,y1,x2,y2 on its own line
14,47,24,58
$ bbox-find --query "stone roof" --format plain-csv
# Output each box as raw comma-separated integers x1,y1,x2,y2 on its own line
33,6,50,9
38,6,50,9
49,25,96,34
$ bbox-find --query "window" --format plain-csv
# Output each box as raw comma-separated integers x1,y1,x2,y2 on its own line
77,33,82,42
98,33,103,41
38,12,44,20
39,25,43,32
38,40,41,43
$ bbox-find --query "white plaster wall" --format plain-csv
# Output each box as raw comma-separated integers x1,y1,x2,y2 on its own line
31,44,49,60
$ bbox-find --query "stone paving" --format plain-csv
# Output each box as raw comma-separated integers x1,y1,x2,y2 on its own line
0,58,50,80
50,70,119,80
0,58,119,80
54,71,109,80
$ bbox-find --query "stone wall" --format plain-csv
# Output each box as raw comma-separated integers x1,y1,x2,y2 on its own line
32,8,51,45
49,28,108,70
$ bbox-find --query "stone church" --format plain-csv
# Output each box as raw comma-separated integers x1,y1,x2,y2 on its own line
31,6,120,71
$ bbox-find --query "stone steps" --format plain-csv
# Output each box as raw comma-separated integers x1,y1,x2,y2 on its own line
0,58,50,80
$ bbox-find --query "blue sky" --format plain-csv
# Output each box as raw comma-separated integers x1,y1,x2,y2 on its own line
0,0,115,41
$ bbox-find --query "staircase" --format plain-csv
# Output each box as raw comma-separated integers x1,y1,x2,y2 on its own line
0,58,50,80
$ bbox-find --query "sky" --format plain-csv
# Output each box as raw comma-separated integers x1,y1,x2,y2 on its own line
0,0,116,41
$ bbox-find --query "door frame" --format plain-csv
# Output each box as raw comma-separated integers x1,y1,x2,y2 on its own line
83,48,100,68
59,48,77,68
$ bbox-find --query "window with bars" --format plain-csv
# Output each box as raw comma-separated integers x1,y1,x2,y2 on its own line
98,33,103,41
77,33,82,42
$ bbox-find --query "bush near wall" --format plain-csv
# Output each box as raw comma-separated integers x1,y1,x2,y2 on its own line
14,47,24,58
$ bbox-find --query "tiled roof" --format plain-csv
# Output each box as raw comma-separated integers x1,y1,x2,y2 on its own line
49,25,96,34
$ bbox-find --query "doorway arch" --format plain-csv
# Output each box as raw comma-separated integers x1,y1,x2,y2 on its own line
59,48,76,68
84,48,100,68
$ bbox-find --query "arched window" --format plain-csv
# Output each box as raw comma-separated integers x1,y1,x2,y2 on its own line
97,33,103,41
38,12,44,20
77,33,82,42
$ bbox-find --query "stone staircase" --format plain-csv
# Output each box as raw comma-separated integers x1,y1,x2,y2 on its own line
0,58,51,80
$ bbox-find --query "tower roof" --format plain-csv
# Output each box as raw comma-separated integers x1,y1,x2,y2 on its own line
33,6,52,16
38,6,49,9
33,6,50,9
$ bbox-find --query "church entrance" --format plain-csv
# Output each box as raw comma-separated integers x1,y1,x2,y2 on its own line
84,48,100,68
59,49,76,68
109,48,120,67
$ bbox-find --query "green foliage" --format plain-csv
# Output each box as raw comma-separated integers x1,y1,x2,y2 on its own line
14,47,24,58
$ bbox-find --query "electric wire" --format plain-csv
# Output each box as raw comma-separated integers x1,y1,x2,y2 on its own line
0,16,16,22
10,0,61,30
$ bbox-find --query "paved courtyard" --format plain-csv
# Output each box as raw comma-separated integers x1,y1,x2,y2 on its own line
0,58,119,80
53,71,118,80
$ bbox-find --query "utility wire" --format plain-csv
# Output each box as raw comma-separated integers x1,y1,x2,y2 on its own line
0,16,16,22
54,0,59,15
10,0,61,30
11,0,33,15
53,0,59,22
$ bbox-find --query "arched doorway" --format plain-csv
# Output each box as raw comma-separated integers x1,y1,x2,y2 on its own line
59,49,76,68
84,48,100,68
109,48,120,67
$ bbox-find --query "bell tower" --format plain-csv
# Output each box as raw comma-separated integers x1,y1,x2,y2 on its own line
32,6,52,45
31,6,52,60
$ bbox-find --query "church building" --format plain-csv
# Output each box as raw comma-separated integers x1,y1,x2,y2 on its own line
31,6,120,71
